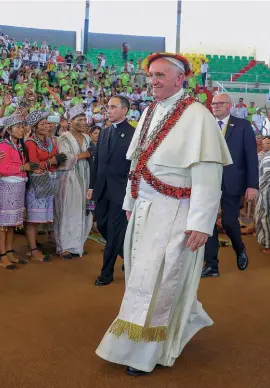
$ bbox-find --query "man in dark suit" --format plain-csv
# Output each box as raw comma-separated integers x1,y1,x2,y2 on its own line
89,96,135,286
202,93,259,278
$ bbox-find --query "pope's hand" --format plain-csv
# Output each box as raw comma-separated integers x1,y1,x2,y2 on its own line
86,189,93,200
185,230,208,252
126,211,132,221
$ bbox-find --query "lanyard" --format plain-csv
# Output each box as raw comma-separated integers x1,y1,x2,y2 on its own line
222,121,229,137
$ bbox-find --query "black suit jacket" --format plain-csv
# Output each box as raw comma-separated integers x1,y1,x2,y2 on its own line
90,120,135,205
222,115,259,196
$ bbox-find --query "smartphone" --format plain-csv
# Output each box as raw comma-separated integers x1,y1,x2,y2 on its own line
47,115,60,123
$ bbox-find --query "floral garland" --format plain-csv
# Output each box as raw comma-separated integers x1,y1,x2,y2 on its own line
129,96,196,200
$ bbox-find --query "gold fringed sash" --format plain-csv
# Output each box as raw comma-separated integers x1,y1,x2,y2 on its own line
109,319,167,342
0,225,24,232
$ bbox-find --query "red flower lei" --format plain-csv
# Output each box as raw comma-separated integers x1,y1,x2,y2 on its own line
129,97,196,200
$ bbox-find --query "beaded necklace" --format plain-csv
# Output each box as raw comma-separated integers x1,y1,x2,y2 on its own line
129,96,196,200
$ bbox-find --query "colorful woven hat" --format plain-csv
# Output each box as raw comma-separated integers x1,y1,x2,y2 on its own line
141,52,192,77
69,104,85,121
4,114,24,129
25,110,50,127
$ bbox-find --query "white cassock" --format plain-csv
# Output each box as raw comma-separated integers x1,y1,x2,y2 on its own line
96,89,232,372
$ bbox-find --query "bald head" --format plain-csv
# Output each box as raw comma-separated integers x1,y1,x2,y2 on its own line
149,58,185,101
212,93,232,120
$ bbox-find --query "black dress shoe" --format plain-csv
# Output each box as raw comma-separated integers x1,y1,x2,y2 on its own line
236,248,248,271
126,367,150,376
201,266,220,278
94,276,113,286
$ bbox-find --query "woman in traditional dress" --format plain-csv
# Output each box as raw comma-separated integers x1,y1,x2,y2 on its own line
255,137,270,253
24,110,67,262
0,114,39,269
54,105,92,259
36,116,59,244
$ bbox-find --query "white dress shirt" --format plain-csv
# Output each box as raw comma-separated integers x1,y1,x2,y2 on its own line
201,63,208,73
215,115,230,131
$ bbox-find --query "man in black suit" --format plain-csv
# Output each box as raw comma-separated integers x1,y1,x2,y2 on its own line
202,93,259,278
89,96,135,286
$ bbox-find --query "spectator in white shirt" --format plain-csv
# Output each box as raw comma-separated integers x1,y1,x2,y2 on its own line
41,41,48,52
1,66,9,85
130,88,141,102
127,59,135,74
83,91,95,106
39,49,47,67
262,112,270,136
252,108,266,134
13,56,22,71
31,49,40,68
50,51,57,64
92,107,105,127
97,53,106,68
127,103,140,121
201,59,208,87
140,85,148,100
231,99,248,119
54,46,60,56
22,49,30,63
120,87,131,98
22,39,30,50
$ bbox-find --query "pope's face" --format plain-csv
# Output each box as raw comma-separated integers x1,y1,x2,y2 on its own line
149,58,185,101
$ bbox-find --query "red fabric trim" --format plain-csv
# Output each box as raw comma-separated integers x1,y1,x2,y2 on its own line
129,97,196,200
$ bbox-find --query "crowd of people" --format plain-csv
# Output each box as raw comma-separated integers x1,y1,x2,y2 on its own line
0,31,156,134
0,29,270,377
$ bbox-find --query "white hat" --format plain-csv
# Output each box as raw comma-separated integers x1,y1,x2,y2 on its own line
4,114,24,129
69,104,85,121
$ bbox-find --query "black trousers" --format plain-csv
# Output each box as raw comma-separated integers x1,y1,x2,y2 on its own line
202,72,207,86
204,190,245,269
95,191,127,279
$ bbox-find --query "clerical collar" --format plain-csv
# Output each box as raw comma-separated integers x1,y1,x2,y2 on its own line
159,88,185,108
112,119,126,128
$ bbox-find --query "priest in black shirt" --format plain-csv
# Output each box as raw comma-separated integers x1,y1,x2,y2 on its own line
89,96,135,286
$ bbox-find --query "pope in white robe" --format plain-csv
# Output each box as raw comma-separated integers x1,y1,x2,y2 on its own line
96,53,232,375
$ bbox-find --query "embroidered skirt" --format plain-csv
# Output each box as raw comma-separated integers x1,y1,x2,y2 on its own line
26,173,56,224
0,177,27,229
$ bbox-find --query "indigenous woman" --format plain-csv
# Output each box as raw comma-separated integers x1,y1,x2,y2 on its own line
24,110,66,262
54,105,92,259
256,137,270,253
0,114,39,269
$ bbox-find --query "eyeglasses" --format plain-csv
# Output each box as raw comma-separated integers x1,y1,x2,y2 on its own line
211,102,230,107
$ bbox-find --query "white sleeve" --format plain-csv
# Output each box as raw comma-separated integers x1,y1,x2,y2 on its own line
122,177,136,212
186,162,223,236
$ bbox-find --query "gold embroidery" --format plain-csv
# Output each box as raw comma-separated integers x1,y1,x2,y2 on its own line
109,319,167,342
